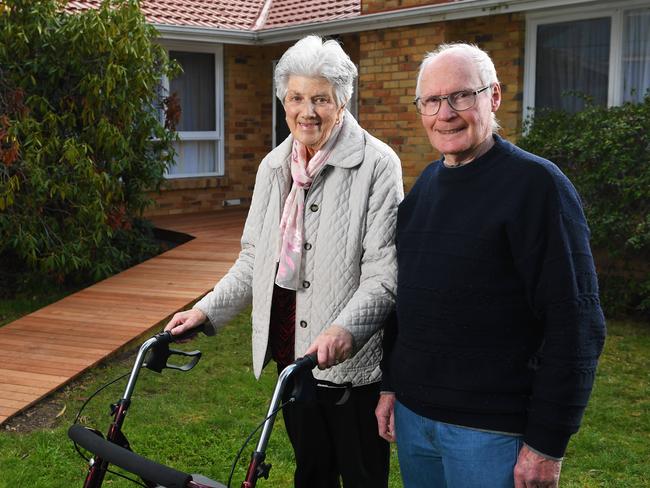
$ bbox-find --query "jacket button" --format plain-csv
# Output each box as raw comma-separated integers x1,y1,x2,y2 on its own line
309,203,319,212
300,320,308,328
302,280,310,288
304,242,312,250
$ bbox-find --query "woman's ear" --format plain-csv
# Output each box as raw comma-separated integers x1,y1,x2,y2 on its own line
336,104,346,124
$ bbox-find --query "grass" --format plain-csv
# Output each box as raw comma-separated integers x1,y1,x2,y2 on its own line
0,309,648,487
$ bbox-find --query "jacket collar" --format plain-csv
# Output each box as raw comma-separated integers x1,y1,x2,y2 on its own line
267,110,365,170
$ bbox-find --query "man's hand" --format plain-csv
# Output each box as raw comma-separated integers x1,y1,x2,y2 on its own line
304,325,353,369
375,392,396,442
514,444,562,488
164,309,207,340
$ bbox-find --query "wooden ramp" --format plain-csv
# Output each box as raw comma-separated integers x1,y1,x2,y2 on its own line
0,209,247,425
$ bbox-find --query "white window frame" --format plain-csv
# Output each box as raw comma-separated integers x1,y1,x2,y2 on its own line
159,40,224,178
523,0,650,121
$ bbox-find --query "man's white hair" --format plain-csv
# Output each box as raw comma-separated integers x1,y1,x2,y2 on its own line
416,43,501,132
274,35,357,107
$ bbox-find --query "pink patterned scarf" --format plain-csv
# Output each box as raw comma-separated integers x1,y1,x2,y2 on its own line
275,120,343,290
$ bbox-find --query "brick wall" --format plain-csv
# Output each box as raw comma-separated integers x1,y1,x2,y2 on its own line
147,35,359,217
146,16,523,215
363,0,452,14
358,13,525,191
146,42,288,216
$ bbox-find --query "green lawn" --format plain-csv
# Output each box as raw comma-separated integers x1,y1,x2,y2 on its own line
0,312,648,487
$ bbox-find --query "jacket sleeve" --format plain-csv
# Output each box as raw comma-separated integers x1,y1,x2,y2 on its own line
193,160,273,333
510,166,606,458
334,150,404,353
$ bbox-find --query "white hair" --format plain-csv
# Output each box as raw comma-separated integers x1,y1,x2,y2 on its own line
274,35,357,107
416,43,500,131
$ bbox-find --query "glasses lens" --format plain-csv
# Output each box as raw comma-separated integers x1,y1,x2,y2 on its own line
417,98,440,116
449,91,476,111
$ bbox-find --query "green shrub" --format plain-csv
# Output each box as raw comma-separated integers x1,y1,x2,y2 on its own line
518,94,650,317
0,0,179,294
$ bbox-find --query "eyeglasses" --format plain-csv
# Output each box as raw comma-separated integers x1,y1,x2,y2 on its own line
413,85,492,116
284,95,336,109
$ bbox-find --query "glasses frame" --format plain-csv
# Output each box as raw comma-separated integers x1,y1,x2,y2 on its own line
413,84,492,116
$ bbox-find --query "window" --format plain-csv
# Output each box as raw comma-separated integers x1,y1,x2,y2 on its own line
524,2,650,116
623,8,650,102
160,42,224,178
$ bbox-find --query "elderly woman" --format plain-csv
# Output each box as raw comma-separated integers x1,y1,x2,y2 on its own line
165,35,403,488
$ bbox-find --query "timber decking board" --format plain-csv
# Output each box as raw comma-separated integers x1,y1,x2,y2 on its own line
0,208,247,425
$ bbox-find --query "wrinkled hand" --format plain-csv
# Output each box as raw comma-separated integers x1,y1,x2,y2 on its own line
375,393,396,442
304,325,353,369
514,445,562,488
164,309,207,341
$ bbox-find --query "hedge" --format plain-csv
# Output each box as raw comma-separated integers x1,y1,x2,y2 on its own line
0,0,179,294
518,93,650,317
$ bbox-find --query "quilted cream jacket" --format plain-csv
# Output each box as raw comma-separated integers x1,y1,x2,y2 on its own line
194,112,403,385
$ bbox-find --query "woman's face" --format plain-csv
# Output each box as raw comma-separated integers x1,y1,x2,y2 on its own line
284,76,344,156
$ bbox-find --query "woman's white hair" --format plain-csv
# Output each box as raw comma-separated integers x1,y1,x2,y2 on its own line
416,43,501,132
274,35,357,107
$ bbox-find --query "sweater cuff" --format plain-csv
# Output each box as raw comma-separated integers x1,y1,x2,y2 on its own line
523,443,563,462
379,371,393,392
524,422,571,459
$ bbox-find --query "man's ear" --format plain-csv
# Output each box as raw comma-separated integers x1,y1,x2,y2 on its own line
491,82,502,112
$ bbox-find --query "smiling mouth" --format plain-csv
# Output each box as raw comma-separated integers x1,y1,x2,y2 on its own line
299,121,320,129
437,128,464,135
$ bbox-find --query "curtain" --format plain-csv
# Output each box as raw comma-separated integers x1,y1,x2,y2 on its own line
623,8,650,103
169,51,215,131
535,18,611,112
167,51,217,176
170,140,217,176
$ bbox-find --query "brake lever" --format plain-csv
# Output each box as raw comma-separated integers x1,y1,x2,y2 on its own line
164,348,202,371
145,342,202,373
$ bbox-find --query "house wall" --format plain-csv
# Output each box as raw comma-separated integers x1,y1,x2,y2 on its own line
146,16,523,215
358,12,525,190
146,34,360,216
146,42,286,216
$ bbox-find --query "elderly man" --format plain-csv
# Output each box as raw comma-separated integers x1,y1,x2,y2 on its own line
376,43,606,488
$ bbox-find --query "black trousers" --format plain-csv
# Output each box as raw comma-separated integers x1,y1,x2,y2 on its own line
281,380,390,488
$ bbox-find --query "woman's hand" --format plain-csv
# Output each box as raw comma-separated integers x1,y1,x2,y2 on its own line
304,325,353,369
164,309,207,340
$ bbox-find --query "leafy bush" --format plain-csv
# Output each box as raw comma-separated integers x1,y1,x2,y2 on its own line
0,0,179,294
518,94,650,317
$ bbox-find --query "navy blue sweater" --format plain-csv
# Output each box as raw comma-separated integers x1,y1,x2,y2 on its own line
386,136,606,458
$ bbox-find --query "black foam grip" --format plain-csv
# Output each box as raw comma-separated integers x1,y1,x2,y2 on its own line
68,424,191,488
171,322,207,342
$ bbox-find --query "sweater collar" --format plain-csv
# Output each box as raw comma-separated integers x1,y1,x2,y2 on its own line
438,135,508,179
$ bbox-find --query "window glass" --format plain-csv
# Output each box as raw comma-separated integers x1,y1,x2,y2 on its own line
535,18,611,112
170,140,217,175
169,51,215,131
166,50,218,177
622,8,650,103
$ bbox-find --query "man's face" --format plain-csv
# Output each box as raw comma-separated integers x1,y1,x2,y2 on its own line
418,52,501,165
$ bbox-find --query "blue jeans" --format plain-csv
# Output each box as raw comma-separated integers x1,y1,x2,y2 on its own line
394,400,523,488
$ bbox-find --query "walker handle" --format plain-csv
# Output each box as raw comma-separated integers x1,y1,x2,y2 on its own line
69,424,192,488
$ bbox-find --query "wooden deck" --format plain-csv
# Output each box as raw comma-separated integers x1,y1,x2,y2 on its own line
0,209,247,425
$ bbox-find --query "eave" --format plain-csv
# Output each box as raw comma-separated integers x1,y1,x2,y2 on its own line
155,0,609,45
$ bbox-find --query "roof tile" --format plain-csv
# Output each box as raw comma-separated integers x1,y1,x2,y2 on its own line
66,0,361,31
